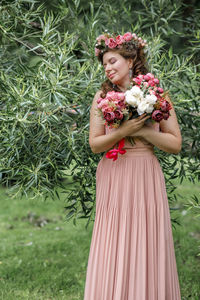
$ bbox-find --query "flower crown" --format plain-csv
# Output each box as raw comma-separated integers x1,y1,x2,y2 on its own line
95,31,147,57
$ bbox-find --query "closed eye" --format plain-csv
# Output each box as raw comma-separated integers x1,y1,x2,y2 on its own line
103,58,117,68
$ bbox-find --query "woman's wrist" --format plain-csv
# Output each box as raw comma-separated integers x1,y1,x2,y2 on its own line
116,127,125,140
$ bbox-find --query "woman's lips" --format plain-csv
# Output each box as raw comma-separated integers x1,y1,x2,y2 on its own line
108,73,116,79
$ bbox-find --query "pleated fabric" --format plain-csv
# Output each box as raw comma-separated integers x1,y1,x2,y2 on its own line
84,146,181,300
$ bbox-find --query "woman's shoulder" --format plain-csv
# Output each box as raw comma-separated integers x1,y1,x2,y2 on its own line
94,90,102,99
91,90,103,108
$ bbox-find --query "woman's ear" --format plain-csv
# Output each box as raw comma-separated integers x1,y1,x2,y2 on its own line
128,58,133,69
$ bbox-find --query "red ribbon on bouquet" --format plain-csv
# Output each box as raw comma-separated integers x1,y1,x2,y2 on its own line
106,138,126,161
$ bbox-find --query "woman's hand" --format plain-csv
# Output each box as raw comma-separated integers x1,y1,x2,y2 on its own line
118,114,150,138
129,124,150,137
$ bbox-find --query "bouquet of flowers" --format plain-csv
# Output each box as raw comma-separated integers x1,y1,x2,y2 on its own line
97,73,172,161
97,91,129,128
125,73,171,122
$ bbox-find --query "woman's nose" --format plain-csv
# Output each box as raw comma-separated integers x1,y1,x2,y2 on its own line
105,64,112,73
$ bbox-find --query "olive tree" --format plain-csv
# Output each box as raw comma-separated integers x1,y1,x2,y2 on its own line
0,0,199,226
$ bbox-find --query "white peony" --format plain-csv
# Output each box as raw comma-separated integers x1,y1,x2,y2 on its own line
137,101,154,115
130,86,143,98
145,104,154,113
137,101,149,115
125,90,139,107
145,94,157,105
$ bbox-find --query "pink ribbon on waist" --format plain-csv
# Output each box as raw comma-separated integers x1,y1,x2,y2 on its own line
105,138,126,161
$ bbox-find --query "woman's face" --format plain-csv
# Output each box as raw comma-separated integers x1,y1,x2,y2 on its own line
102,51,132,86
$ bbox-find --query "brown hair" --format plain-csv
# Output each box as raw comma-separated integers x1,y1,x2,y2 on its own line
98,41,148,98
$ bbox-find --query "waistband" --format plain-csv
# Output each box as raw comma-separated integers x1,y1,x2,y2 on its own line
118,146,154,157
102,146,155,160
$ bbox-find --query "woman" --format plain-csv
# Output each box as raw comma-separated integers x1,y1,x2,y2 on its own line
84,32,182,300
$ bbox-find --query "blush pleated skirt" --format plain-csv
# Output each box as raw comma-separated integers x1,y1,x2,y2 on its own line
84,147,181,300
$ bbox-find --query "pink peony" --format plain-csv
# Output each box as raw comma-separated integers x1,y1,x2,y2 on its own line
152,110,164,122
143,82,149,87
157,87,164,94
114,110,123,120
104,111,115,122
149,89,156,95
133,78,142,85
154,78,159,84
163,112,170,120
97,97,103,104
106,91,116,101
117,100,126,107
115,92,125,101
144,74,151,81
148,80,155,87
97,103,102,109
123,32,133,41
146,73,154,79
102,106,113,113
137,75,144,80
160,100,171,112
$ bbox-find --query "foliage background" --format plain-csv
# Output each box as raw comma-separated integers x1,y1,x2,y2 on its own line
0,0,199,225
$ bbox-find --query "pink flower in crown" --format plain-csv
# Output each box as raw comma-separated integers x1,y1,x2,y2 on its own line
95,48,101,56
123,32,133,41
105,38,117,48
116,35,125,45
132,33,137,39
96,34,106,44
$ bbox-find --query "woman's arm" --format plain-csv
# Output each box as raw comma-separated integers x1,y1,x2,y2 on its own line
89,91,149,153
132,99,182,154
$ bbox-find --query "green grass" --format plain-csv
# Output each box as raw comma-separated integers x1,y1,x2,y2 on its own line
170,179,200,300
0,179,199,300
0,187,92,300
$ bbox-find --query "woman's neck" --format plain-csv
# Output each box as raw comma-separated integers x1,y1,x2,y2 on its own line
116,78,132,92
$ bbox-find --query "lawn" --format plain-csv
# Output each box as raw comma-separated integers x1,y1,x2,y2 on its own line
0,178,199,300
